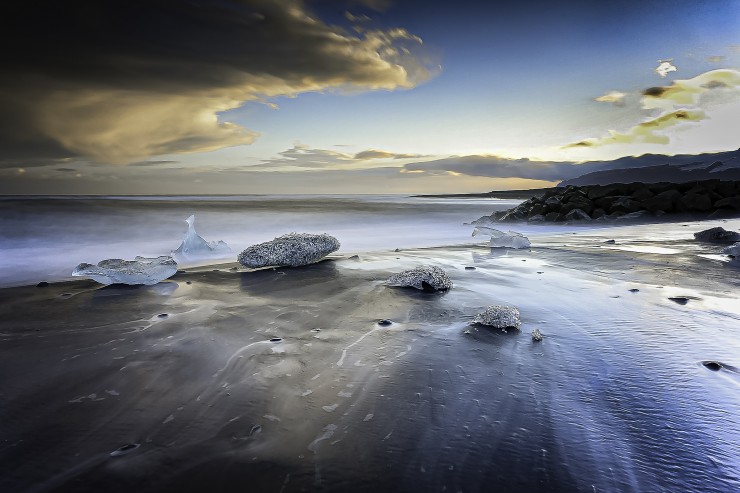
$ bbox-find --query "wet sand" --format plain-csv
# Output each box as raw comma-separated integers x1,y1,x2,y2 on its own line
1,226,740,493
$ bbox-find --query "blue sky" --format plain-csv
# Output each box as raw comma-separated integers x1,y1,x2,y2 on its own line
1,0,738,193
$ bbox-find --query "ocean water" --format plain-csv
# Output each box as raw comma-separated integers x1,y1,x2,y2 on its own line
1,196,739,493
0,195,533,287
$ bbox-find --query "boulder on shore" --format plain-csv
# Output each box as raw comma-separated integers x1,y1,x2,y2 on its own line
238,233,340,268
387,265,453,291
694,227,740,244
472,305,521,329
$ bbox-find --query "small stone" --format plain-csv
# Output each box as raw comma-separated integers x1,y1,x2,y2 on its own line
36,281,49,287
604,239,616,244
270,337,283,343
465,266,476,270
628,289,639,293
669,297,690,305
531,328,543,342
157,313,169,318
377,319,393,327
110,443,140,457
702,361,722,371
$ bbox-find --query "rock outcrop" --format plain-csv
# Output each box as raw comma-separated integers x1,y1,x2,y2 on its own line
477,179,740,224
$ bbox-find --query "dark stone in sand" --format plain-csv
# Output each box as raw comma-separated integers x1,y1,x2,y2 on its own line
377,319,393,326
238,233,340,268
465,266,476,270
158,313,169,318
604,239,616,244
629,289,639,293
669,297,690,305
702,361,722,371
694,227,740,243
110,443,140,457
36,281,49,287
269,337,283,342
348,255,360,260
185,281,192,285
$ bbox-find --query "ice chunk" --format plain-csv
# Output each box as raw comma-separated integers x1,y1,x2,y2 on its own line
693,227,740,243
72,256,177,285
172,215,231,261
237,233,340,268
387,265,452,291
721,242,740,257
472,226,531,249
472,305,521,329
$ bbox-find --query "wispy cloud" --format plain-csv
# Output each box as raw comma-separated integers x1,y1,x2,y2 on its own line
594,90,627,106
256,144,430,170
566,69,740,149
0,0,435,166
654,59,677,78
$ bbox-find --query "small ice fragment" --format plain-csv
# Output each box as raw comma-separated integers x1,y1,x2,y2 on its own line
473,227,530,249
473,305,521,329
308,424,337,452
110,443,140,457
338,391,352,398
363,413,374,422
387,265,452,291
694,227,740,243
531,328,543,342
105,389,120,396
171,215,231,261
263,414,281,422
163,414,174,424
322,404,339,413
721,242,740,257
72,256,177,285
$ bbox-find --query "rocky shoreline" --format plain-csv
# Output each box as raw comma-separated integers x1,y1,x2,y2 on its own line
480,179,740,223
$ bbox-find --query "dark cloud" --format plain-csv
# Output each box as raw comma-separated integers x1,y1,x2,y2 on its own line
0,0,433,166
643,86,668,97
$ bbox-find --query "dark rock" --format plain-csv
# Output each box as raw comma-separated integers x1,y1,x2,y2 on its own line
714,197,740,210
717,181,736,198
528,214,546,222
564,208,592,221
377,319,393,326
561,196,594,215
631,186,654,201
702,361,722,371
610,197,643,214
36,281,49,287
464,266,476,270
544,196,562,208
544,212,560,221
157,313,168,318
668,297,690,305
628,288,639,293
593,196,619,210
678,193,712,212
111,443,141,457
649,189,683,212
694,227,740,243
592,208,606,219
604,239,616,244
587,184,628,200
269,337,283,342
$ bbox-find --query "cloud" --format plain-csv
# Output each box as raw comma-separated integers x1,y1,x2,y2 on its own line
353,149,426,160
655,59,677,78
257,144,429,169
707,55,725,63
566,69,740,149
594,90,627,106
0,0,434,166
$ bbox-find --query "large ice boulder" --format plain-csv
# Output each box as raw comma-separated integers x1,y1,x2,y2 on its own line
387,265,452,291
72,256,178,285
472,226,531,249
237,233,340,268
472,305,521,329
172,215,231,261
694,227,740,243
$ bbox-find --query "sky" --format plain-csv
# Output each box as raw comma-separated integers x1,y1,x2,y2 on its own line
0,0,738,194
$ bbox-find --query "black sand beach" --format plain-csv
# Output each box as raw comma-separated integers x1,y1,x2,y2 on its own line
2,220,739,493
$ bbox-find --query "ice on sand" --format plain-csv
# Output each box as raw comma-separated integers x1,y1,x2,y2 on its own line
721,242,740,257
387,265,453,291
237,233,340,268
473,305,521,329
72,256,177,285
472,226,531,249
172,215,231,261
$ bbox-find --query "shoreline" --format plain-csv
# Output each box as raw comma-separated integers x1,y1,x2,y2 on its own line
2,222,739,492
